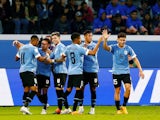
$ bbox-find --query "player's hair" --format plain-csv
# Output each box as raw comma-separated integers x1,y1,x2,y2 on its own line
30,35,39,41
42,38,51,44
71,32,80,41
51,32,60,37
83,30,92,35
118,32,126,38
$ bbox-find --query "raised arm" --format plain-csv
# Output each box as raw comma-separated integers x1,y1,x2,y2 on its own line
13,40,24,50
88,36,103,55
102,29,111,51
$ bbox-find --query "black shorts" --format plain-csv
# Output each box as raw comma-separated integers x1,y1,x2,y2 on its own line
20,71,37,87
36,74,50,88
53,73,67,88
112,74,131,88
83,72,99,87
67,75,84,88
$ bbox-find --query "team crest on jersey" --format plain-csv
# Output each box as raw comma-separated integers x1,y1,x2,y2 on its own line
124,50,128,55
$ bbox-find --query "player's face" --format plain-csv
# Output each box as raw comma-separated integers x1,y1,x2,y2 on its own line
41,40,49,50
77,36,82,44
117,37,126,48
85,33,92,44
32,38,39,46
51,35,60,45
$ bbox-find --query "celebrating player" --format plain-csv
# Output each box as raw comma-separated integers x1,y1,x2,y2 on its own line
103,30,144,114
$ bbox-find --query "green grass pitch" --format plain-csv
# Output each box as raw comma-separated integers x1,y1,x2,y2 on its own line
0,106,160,120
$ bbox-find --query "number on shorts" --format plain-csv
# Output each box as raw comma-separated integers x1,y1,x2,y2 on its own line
113,79,118,85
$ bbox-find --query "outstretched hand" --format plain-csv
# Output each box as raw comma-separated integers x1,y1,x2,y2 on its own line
102,29,111,40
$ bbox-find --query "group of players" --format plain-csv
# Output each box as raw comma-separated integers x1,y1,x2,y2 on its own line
13,28,144,115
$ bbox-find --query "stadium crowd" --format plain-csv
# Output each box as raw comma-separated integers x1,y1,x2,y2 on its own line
0,0,160,35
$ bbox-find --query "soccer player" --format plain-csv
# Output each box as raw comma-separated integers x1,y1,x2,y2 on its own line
15,35,54,115
36,38,52,114
63,32,103,114
49,32,69,114
78,30,100,114
103,31,145,114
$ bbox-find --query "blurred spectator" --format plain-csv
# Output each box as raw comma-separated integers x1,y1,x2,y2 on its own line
138,0,151,20
124,0,138,17
70,11,87,34
142,12,153,34
0,0,14,34
152,0,160,24
126,10,148,35
48,0,64,31
148,0,157,7
154,22,160,35
92,0,110,11
53,13,71,34
11,0,29,34
105,0,126,19
36,0,49,33
93,8,112,34
80,1,94,29
111,13,126,34
25,0,39,34
64,0,80,21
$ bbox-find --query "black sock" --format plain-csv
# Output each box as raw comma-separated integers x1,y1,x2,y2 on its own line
79,90,84,106
23,92,28,105
25,91,37,107
56,90,64,110
91,90,96,108
115,101,120,110
64,90,71,109
123,97,129,106
43,94,48,110
73,100,78,111
73,90,81,111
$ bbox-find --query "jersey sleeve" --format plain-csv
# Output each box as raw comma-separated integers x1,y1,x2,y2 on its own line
34,47,41,58
128,46,136,59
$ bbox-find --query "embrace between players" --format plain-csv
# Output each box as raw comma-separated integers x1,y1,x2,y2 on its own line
13,28,144,115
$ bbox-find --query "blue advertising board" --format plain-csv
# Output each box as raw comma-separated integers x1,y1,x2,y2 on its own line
1,68,160,106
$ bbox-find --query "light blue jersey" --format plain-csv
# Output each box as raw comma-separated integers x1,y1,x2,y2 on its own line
81,42,99,73
50,42,67,74
16,44,41,73
64,44,89,75
36,48,51,77
109,44,136,74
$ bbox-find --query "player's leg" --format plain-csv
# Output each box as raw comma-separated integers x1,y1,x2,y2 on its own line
22,72,37,114
40,87,48,114
113,74,122,114
72,75,84,114
20,72,29,106
54,74,67,114
88,73,99,114
121,74,131,114
88,86,96,114
78,86,84,113
72,87,83,114
36,75,44,104
40,75,50,114
63,75,73,110
20,72,36,115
